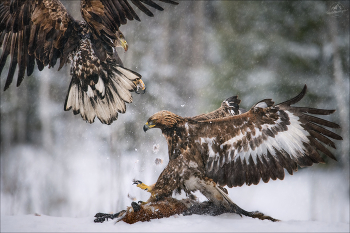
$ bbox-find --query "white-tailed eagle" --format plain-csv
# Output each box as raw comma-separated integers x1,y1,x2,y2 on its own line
0,0,177,124
139,85,342,217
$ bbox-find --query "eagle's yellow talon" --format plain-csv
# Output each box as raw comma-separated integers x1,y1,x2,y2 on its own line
133,180,154,193
138,183,153,192
134,80,146,94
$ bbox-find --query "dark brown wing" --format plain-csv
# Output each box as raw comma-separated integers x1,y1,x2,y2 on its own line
0,0,80,90
191,96,245,121
81,0,178,43
184,85,342,187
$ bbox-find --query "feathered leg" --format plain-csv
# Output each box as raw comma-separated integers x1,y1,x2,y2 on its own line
184,176,279,222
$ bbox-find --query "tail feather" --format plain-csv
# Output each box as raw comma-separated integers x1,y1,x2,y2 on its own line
111,77,133,103
79,87,96,122
95,76,106,97
64,66,143,124
64,80,79,113
117,72,137,91
115,66,141,81
93,97,115,125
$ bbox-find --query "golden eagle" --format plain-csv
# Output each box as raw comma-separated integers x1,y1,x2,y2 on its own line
140,85,342,215
0,0,177,124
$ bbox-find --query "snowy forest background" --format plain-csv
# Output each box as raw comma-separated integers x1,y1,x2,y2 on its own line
1,0,349,224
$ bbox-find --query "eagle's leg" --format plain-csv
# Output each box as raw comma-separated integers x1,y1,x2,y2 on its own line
133,80,146,94
132,180,155,192
184,176,280,222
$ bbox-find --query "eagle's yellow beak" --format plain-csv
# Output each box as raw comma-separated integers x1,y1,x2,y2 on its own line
143,122,155,132
119,38,128,51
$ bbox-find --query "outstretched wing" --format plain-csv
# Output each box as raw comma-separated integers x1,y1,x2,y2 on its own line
0,0,80,90
189,85,342,187
81,0,178,44
191,96,246,121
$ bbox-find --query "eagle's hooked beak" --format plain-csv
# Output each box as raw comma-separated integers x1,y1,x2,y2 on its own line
115,30,128,51
119,37,128,51
143,122,155,132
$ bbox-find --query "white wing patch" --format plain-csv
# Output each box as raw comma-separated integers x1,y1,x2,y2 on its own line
197,137,219,158
211,111,310,166
255,102,268,108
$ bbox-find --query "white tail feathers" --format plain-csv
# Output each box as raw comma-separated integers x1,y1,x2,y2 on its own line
116,67,141,81
87,85,94,98
64,66,142,124
95,76,106,97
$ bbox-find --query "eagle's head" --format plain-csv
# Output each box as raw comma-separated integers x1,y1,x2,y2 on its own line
144,111,182,132
115,30,128,51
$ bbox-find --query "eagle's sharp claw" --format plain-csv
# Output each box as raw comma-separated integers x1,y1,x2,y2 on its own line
134,80,146,94
133,180,153,192
133,180,142,185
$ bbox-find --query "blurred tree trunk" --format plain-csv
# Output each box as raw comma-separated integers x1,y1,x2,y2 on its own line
39,70,53,151
192,1,205,67
328,16,349,171
161,9,170,64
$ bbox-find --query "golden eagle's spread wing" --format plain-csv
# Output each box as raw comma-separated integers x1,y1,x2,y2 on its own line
191,96,246,121
0,0,80,90
188,85,342,187
81,0,178,44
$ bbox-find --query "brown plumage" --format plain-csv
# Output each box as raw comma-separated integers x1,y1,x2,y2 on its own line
0,0,178,124
142,85,342,218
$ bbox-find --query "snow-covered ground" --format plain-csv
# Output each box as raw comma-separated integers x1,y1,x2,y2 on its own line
1,212,349,232
2,167,349,232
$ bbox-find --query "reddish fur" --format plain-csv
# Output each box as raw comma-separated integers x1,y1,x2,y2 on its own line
122,198,188,224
